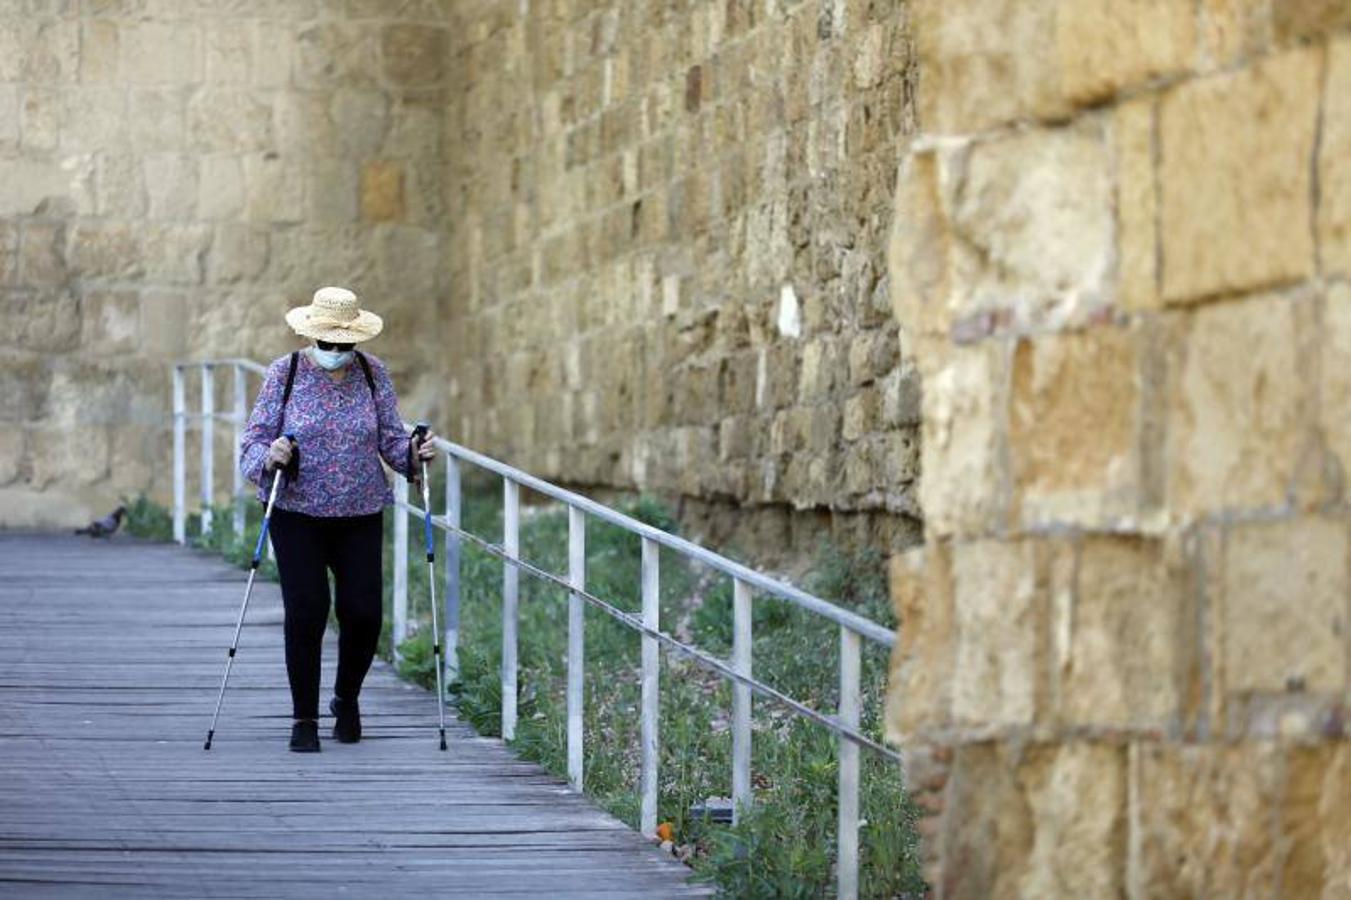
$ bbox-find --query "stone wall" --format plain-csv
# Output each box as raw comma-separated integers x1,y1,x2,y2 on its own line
0,0,448,528
885,2,1351,895
442,0,921,553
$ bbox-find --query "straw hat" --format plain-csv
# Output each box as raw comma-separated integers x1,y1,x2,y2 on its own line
285,287,383,343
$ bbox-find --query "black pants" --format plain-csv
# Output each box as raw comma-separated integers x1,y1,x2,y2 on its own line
269,508,383,720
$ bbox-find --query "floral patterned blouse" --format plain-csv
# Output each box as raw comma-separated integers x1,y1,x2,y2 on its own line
239,350,413,517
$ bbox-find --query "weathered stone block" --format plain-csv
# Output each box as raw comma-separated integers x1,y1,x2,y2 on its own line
187,89,272,153
842,388,879,442
1273,0,1351,42
243,155,304,224
361,160,405,223
208,224,268,284
1220,517,1347,694
79,289,139,354
29,424,109,488
1132,742,1283,897
951,539,1041,726
1167,293,1308,515
331,89,390,158
0,427,23,485
952,123,1114,333
1114,97,1159,310
62,86,126,151
889,149,954,341
128,88,187,151
920,342,1008,538
79,19,119,82
140,224,210,286
23,20,78,84
1319,36,1351,279
886,543,954,741
381,24,447,87
1197,0,1273,68
204,21,252,84
121,22,199,85
70,222,143,280
0,222,16,287
1057,0,1195,106
144,154,198,221
20,86,60,151
1159,47,1320,303
1058,537,1184,728
294,24,377,89
18,222,68,288
198,155,244,220
4,291,81,353
1281,745,1351,898
1010,327,1140,527
137,289,187,356
1322,282,1351,476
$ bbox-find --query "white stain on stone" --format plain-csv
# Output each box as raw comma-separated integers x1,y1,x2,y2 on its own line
777,283,801,338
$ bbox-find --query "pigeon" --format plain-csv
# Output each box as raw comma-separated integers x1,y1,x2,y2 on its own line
75,506,126,538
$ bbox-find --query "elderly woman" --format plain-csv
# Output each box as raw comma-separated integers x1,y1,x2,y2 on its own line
240,287,436,753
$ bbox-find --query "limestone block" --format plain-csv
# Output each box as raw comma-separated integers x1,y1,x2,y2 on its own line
294,24,377,90
137,289,187,357
1132,742,1283,896
62,86,127,151
0,84,16,148
1319,36,1351,278
140,224,210,286
207,224,268,284
951,539,1041,727
1058,537,1184,728
128,88,187,151
1322,283,1351,475
920,342,1008,538
1273,0,1351,42
204,21,252,84
0,427,22,485
1114,98,1159,310
1057,0,1195,106
121,22,199,85
273,92,338,158
306,159,358,223
198,155,244,220
1009,327,1140,527
28,425,110,489
952,123,1114,333
21,86,60,151
889,149,954,340
79,289,139,354
80,19,119,82
23,20,78,84
1281,745,1351,898
942,742,1126,899
6,289,79,353
330,89,390,158
381,24,447,87
842,388,879,442
1159,48,1320,303
187,89,272,153
361,160,405,223
885,543,954,740
0,355,49,420
0,222,15,287
109,424,155,496
70,222,143,280
1197,0,1273,68
251,22,291,88
144,154,198,221
1220,517,1347,694
18,222,68,288
96,154,147,218
1167,293,1307,515
881,365,922,428
243,155,304,224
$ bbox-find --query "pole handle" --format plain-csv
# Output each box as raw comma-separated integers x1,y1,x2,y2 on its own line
412,423,435,560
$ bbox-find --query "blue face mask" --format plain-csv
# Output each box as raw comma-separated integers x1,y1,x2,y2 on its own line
312,345,354,371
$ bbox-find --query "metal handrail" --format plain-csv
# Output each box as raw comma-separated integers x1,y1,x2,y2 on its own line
170,358,896,900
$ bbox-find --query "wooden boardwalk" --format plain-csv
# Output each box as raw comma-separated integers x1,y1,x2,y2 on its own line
0,534,708,898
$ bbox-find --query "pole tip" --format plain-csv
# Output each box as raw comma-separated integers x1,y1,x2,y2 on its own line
439,733,447,751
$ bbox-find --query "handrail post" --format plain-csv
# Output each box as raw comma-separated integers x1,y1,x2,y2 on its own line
231,364,246,541
639,536,660,837
200,363,214,537
502,478,520,742
393,477,409,658
172,365,186,544
837,626,861,900
732,578,753,823
444,451,461,688
566,505,585,791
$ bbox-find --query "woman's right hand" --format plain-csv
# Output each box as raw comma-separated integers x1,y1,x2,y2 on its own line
265,436,293,472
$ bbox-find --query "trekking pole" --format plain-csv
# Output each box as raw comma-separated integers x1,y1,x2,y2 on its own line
412,422,448,751
204,434,296,751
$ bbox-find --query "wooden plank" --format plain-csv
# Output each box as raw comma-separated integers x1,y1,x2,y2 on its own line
0,535,708,898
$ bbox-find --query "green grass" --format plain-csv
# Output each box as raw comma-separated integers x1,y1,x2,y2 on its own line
125,482,925,897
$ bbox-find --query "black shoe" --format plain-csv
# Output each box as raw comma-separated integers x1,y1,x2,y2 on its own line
330,696,361,744
289,719,321,753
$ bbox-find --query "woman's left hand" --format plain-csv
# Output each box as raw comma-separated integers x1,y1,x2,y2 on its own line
412,429,438,462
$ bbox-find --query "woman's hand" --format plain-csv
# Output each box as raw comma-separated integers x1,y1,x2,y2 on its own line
265,436,293,472
411,429,438,463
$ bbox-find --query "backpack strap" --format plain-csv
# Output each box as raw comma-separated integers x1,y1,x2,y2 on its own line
354,350,413,481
